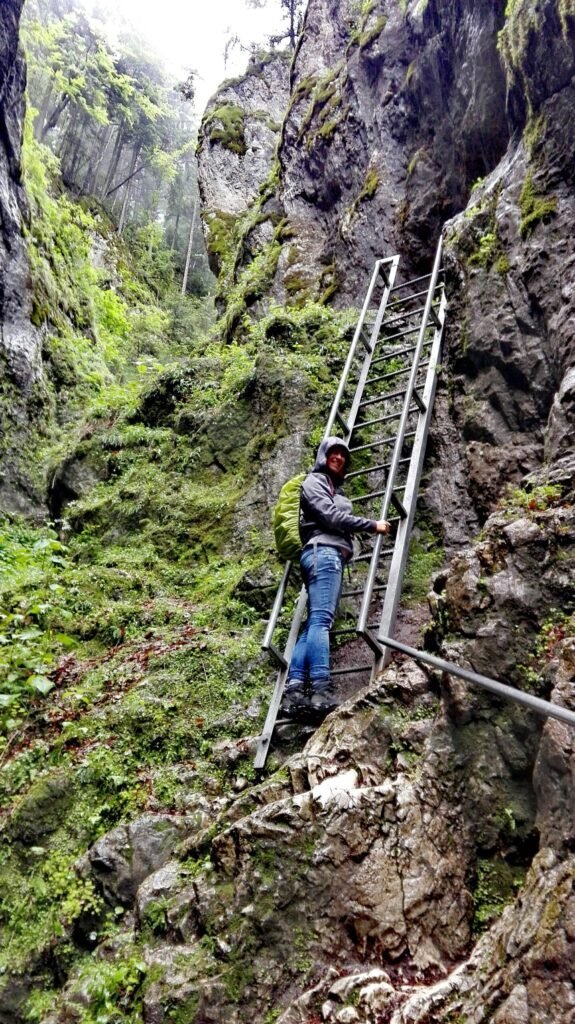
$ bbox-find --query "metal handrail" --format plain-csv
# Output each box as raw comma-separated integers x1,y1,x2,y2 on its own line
378,635,575,730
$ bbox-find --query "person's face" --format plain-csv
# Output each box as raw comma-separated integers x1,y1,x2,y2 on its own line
326,448,347,475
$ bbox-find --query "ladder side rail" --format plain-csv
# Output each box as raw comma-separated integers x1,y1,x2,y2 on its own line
254,584,308,768
371,289,447,674
324,256,400,439
261,560,293,653
376,635,575,731
339,256,401,443
356,237,444,637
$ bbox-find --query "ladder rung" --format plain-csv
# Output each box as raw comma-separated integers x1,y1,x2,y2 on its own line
342,584,388,598
390,269,443,293
386,287,430,310
370,340,430,367
346,456,410,480
349,432,414,453
351,486,404,504
382,304,428,329
355,405,418,431
332,623,380,635
353,548,394,562
359,386,407,410
367,360,430,387
331,664,373,676
380,318,435,344
379,324,421,344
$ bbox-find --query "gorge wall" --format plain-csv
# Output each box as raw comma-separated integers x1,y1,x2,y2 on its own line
199,0,575,548
0,0,42,515
199,1,575,1021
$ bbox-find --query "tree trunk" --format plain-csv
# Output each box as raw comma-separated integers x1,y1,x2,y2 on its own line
41,94,70,140
171,211,180,252
34,79,53,141
82,123,112,194
66,113,89,183
181,199,198,296
118,144,141,235
102,122,125,197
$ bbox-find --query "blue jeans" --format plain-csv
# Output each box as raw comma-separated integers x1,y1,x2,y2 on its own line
289,545,345,685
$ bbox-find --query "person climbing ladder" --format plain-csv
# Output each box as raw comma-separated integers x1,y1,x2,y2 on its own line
282,436,390,716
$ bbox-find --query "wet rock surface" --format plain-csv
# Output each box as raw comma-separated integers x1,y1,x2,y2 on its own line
0,0,44,515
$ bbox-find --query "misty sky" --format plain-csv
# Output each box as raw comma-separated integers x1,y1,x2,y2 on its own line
93,0,287,112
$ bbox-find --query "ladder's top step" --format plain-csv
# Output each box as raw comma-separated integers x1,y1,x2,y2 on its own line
391,269,444,293
386,286,433,310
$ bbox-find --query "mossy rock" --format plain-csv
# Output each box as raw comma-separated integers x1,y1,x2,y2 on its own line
205,104,247,156
519,172,557,238
8,771,75,844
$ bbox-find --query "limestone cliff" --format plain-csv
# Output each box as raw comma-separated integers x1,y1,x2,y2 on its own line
190,1,575,1021
199,0,575,543
197,51,291,278
0,0,41,515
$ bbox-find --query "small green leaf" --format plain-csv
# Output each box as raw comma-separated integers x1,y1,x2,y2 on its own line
54,633,76,648
27,675,54,695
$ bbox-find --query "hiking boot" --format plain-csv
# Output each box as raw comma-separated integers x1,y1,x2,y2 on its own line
281,679,311,715
309,680,338,714
284,678,307,697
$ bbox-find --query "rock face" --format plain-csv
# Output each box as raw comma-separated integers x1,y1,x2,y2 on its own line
0,0,42,515
198,0,575,551
180,1,575,1021
198,0,510,309
197,52,291,277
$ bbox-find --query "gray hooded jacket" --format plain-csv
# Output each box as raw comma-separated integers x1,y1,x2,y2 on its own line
298,436,376,558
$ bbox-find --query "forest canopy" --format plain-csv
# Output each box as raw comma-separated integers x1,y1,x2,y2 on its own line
22,0,211,296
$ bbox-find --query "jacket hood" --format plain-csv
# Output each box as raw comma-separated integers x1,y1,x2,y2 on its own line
312,436,351,474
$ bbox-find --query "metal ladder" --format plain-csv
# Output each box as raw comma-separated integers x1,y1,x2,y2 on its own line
255,237,447,768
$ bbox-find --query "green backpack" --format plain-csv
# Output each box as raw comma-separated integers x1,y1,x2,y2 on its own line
272,472,306,561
